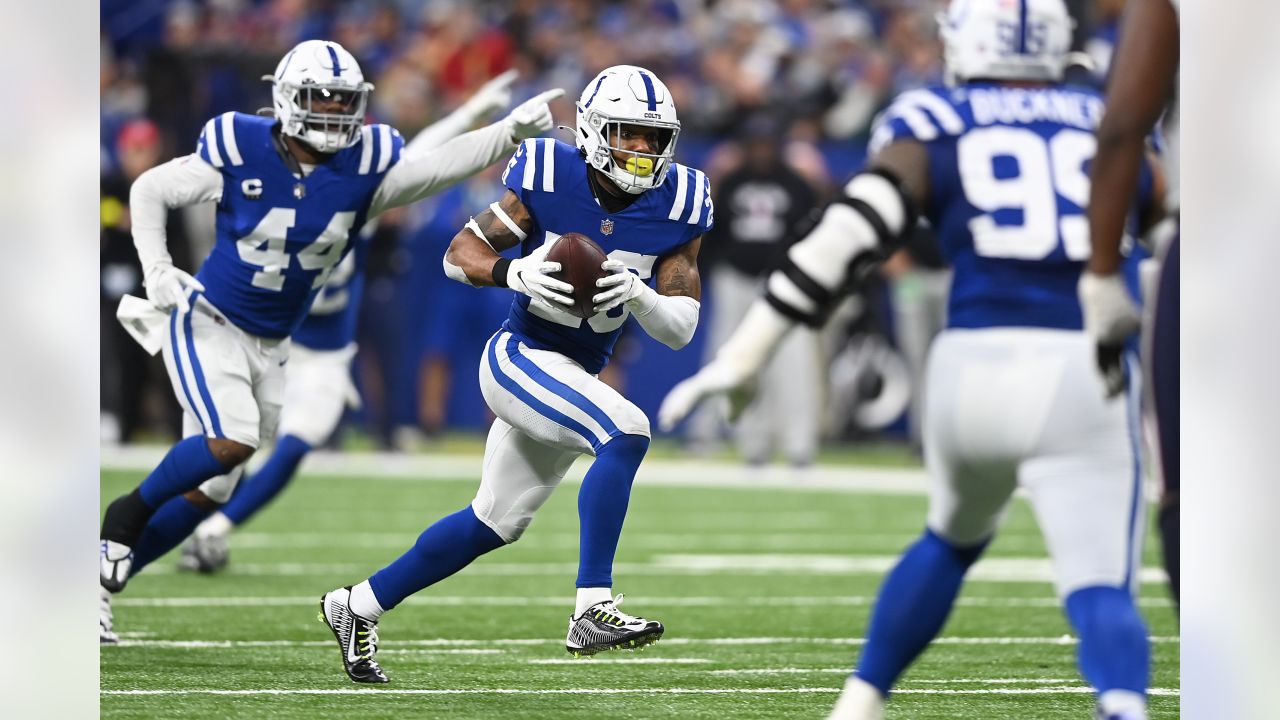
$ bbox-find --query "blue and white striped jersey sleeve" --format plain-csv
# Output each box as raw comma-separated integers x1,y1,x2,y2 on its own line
354,124,404,177
868,88,968,155
665,164,714,238
501,138,557,204
195,112,247,170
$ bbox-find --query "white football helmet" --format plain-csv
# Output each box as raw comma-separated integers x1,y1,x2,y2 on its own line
263,40,372,153
575,65,680,195
938,0,1074,84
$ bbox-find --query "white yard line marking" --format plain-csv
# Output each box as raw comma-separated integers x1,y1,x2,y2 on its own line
128,556,1168,583
226,531,938,551
527,658,712,665
709,669,1084,682
650,554,1170,584
102,446,932,495
102,687,1180,697
377,649,501,655
110,636,1179,650
115,594,1173,609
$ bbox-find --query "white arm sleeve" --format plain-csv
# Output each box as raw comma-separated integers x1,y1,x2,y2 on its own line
130,155,223,272
367,122,515,219
628,284,701,350
402,107,476,160
711,298,795,377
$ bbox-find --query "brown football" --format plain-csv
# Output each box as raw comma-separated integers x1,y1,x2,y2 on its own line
546,232,612,319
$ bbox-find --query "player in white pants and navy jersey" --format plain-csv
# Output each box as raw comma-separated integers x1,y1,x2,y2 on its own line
659,2,1165,719
178,72,525,573
319,65,710,684
98,39,562,644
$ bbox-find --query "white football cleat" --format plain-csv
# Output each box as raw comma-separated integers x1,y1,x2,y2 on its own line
827,675,885,720
100,585,118,645
100,540,133,593
178,518,230,573
565,594,663,657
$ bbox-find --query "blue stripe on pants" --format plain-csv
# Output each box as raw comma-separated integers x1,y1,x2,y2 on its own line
170,305,206,436
486,333,603,452
504,335,620,438
185,292,224,438
1122,353,1143,592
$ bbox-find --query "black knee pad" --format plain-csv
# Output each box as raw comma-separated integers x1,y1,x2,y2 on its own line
101,487,154,545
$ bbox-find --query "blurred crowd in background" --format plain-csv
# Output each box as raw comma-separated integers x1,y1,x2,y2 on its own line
101,0,1123,461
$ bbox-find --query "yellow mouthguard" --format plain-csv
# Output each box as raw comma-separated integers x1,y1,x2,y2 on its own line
624,157,654,177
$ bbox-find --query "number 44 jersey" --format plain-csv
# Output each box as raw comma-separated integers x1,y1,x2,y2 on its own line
869,83,1154,331
192,111,403,338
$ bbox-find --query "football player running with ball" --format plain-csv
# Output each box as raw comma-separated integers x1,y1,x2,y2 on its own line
659,1,1163,719
99,40,561,643
320,65,710,683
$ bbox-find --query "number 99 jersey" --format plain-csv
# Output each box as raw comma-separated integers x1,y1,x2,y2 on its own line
193,112,403,338
869,84,1154,330
500,138,712,374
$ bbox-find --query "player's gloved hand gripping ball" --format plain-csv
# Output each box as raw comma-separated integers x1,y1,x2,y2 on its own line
503,241,576,312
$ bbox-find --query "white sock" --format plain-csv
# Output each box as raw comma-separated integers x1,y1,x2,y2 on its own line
198,512,234,538
1098,689,1147,719
575,587,613,617
347,580,386,622
826,675,885,720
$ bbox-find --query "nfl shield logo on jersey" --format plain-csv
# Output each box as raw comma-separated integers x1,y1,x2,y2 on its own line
600,218,614,235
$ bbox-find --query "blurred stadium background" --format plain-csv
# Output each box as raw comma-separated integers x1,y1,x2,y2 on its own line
98,2,1183,717
101,0,1120,458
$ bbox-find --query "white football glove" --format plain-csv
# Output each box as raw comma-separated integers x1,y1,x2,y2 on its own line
144,262,205,313
458,69,518,123
593,259,649,313
657,358,759,432
503,88,565,143
1078,271,1141,398
506,242,575,309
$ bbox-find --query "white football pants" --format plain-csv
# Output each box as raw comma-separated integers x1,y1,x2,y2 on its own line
471,329,649,542
923,328,1145,598
277,342,360,446
161,292,286,502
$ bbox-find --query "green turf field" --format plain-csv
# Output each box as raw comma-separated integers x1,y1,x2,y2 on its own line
100,461,1179,719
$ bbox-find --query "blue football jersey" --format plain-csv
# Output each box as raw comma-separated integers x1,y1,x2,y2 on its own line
192,112,403,338
499,139,712,373
869,84,1153,330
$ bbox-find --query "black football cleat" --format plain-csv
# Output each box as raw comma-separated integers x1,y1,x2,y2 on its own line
319,586,389,684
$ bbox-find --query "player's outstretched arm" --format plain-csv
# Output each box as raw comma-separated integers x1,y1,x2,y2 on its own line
368,88,564,218
595,238,703,350
657,142,924,431
402,70,519,160
442,190,575,308
129,155,224,312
